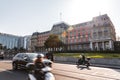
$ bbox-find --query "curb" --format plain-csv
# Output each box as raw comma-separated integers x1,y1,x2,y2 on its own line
91,64,120,69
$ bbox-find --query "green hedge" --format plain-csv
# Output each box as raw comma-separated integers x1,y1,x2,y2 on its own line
55,50,120,54
54,53,120,58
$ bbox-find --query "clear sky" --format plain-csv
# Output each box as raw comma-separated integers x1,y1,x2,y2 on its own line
0,0,120,36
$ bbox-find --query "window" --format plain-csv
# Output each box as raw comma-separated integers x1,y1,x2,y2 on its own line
93,24,96,27
82,34,85,38
70,32,72,36
16,53,23,58
74,39,76,43
74,36,76,39
104,30,108,37
93,32,97,38
70,40,72,43
98,31,102,37
78,36,80,39
82,29,85,34
74,31,76,36
88,34,90,39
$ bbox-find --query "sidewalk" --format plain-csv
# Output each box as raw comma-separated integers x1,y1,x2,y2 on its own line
54,61,120,69
91,63,120,69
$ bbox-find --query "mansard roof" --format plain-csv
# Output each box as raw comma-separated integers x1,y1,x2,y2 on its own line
52,22,69,30
32,32,40,36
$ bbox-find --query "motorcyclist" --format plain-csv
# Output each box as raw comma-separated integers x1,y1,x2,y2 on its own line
77,53,90,68
34,54,46,80
81,54,86,64
77,54,86,65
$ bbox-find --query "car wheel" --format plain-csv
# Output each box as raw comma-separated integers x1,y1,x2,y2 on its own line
13,63,18,70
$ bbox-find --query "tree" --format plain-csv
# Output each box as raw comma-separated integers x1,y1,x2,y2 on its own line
3,46,7,50
19,47,26,52
44,34,64,51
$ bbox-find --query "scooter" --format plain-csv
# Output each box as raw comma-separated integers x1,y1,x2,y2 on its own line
76,57,91,68
26,63,55,80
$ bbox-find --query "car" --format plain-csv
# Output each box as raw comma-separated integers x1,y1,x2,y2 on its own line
12,53,52,70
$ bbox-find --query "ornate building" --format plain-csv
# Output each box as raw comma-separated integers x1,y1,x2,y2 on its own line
37,31,50,51
67,14,116,51
0,33,24,49
31,14,116,52
31,32,40,52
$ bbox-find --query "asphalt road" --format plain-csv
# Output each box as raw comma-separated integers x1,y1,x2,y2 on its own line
0,60,27,80
0,60,120,80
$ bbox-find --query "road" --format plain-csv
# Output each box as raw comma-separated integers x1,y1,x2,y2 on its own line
0,60,120,80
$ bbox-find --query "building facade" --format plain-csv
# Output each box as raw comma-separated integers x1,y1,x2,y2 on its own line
31,14,116,52
18,37,24,49
30,22,69,52
31,32,40,52
50,22,69,43
67,14,116,51
67,23,92,51
38,31,50,47
114,41,120,51
0,33,20,49
24,35,31,51
31,31,50,52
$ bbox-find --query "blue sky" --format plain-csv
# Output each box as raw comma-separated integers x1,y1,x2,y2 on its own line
0,0,120,37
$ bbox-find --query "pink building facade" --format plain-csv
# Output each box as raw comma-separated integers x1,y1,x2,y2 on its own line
38,31,50,47
67,14,116,51
67,23,92,51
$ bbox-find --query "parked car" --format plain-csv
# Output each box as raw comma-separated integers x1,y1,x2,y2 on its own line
12,53,52,70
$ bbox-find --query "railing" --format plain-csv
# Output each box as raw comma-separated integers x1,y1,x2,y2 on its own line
3,54,15,60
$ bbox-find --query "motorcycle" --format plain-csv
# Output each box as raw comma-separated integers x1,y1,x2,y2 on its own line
26,63,55,80
76,57,91,68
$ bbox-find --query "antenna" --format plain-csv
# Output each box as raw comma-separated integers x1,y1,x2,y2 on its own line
99,12,101,16
60,12,62,22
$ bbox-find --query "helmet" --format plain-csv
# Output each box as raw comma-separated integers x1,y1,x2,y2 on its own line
79,55,82,58
37,54,44,58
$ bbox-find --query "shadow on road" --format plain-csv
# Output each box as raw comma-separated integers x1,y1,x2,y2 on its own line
0,69,28,80
76,65,91,70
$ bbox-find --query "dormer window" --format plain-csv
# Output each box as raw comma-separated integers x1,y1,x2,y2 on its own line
104,18,106,20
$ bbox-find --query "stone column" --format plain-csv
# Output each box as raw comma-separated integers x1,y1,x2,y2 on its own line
102,42,105,50
90,42,93,50
109,40,112,50
96,42,98,51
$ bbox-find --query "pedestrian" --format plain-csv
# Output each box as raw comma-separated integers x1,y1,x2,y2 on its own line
46,52,54,61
